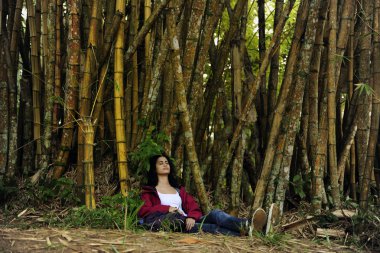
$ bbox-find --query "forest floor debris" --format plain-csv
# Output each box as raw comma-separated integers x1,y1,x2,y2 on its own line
0,207,375,253
0,227,362,253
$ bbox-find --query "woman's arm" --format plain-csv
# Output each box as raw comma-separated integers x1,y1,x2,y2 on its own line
138,192,171,218
181,188,203,220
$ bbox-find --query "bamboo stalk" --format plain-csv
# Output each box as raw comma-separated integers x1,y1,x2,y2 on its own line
309,0,328,170
77,0,100,187
0,39,9,180
53,0,62,134
139,0,152,132
327,0,341,207
10,0,23,65
131,0,139,149
338,124,358,188
83,117,96,209
114,0,129,196
167,1,210,212
230,39,244,213
53,0,80,179
357,0,373,194
360,0,380,209
41,0,56,170
188,0,224,130
26,0,42,168
273,0,322,213
347,11,356,200
41,0,49,73
268,0,284,125
124,0,171,61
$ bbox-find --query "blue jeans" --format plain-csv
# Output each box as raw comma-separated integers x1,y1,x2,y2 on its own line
188,209,247,236
142,209,247,236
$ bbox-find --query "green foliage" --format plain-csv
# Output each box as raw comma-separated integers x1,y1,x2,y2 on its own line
54,191,143,230
354,83,374,96
35,178,80,205
254,230,290,247
291,174,306,199
0,180,18,203
129,129,169,182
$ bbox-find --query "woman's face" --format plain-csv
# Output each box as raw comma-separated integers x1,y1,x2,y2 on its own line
155,156,170,175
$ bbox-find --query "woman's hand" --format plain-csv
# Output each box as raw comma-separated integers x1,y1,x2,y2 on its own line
185,218,196,231
168,206,178,213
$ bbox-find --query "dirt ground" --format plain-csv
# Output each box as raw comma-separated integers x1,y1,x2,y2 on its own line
0,227,364,253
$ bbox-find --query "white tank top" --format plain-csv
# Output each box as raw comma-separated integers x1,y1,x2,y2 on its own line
157,191,187,216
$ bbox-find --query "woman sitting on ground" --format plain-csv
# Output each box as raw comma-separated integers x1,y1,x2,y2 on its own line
138,153,267,236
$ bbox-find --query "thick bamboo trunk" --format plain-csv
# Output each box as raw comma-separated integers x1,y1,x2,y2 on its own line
18,30,34,176
188,0,224,131
327,0,341,207
338,123,358,188
270,0,321,213
26,0,42,168
183,0,206,120
268,0,284,127
195,0,246,158
252,0,307,210
1,31,18,181
230,41,244,214
357,0,373,194
83,117,96,209
114,0,129,196
141,34,170,123
347,14,356,200
139,0,152,134
10,0,22,66
361,0,380,209
130,0,139,149
92,12,123,130
258,0,268,146
335,0,355,77
0,39,8,181
41,0,48,72
53,0,62,136
77,0,100,187
308,0,328,169
41,0,56,170
167,2,210,213
53,0,80,179
312,85,329,210
215,0,296,202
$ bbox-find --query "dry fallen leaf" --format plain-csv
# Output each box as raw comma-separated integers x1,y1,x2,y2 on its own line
17,209,28,218
176,237,201,244
61,233,73,242
58,237,69,247
46,237,52,246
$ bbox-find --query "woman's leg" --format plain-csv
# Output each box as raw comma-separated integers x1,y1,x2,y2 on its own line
201,209,247,233
143,212,186,232
186,222,241,236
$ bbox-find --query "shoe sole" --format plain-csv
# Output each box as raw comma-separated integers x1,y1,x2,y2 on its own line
251,208,267,232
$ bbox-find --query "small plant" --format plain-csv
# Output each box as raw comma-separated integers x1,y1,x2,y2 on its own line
291,174,306,200
55,190,143,230
34,178,80,205
254,230,290,247
0,181,18,203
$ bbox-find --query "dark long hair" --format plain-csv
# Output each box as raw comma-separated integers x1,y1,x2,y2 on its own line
147,154,179,188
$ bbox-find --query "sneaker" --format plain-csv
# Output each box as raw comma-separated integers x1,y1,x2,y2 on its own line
265,203,280,235
248,208,267,236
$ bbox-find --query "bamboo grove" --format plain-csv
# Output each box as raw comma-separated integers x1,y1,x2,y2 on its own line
0,0,379,215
